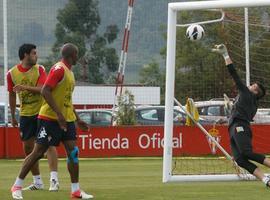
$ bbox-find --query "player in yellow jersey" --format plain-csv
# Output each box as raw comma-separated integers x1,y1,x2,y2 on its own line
8,44,59,195
11,43,93,199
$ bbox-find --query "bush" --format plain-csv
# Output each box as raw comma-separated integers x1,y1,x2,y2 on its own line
115,90,136,125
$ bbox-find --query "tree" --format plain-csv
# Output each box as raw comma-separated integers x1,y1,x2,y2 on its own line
141,10,238,104
139,60,165,103
140,9,270,106
46,0,119,84
139,60,164,86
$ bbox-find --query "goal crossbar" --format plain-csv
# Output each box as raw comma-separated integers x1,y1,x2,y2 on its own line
169,0,270,11
163,0,270,183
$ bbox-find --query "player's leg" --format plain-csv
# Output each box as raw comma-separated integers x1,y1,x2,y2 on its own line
62,122,93,199
230,123,270,187
22,138,40,176
63,140,79,183
229,133,257,175
11,119,60,199
262,158,270,168
46,146,59,191
40,119,63,191
19,115,44,190
11,143,48,199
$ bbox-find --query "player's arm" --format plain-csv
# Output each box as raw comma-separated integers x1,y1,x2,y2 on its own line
41,67,67,131
73,109,89,131
7,72,18,127
13,66,47,94
212,44,247,91
13,85,42,93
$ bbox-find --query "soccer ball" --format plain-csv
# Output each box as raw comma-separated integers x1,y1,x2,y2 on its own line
186,24,204,41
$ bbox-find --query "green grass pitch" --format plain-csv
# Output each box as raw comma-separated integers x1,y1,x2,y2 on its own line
1,158,269,200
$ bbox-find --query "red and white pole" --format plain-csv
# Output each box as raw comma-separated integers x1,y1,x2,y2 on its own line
112,0,134,121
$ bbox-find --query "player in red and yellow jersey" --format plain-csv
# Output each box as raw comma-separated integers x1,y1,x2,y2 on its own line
8,44,59,195
11,43,93,199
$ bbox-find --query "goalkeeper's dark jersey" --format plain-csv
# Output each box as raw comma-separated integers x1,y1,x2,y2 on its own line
227,64,258,127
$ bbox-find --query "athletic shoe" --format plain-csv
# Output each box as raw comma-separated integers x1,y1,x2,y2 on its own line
49,179,59,191
265,175,270,188
71,189,94,199
11,185,23,199
22,183,44,191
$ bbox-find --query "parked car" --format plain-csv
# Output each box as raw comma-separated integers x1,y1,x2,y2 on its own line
195,100,230,124
257,108,270,116
255,108,270,123
195,99,270,124
77,109,113,126
0,103,20,126
135,106,213,125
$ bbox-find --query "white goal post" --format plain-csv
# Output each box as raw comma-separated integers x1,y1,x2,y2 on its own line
163,0,270,183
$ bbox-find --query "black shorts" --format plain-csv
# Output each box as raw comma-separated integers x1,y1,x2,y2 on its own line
36,119,77,146
228,121,252,160
19,115,38,141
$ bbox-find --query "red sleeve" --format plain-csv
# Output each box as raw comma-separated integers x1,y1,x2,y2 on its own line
36,65,47,86
7,71,14,92
44,66,65,88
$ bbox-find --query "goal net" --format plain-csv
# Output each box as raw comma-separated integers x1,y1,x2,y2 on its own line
163,0,270,183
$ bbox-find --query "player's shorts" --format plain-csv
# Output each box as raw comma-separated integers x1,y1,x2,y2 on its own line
228,119,252,160
36,119,77,146
19,115,38,141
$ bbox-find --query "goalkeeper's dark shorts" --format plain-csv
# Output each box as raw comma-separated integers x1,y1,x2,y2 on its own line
228,119,265,174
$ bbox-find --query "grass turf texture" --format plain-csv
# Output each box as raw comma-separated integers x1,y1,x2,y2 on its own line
0,158,269,200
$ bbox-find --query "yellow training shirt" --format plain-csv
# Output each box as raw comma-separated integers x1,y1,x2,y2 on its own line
9,64,43,116
39,62,76,122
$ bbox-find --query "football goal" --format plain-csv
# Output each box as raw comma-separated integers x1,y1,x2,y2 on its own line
163,0,270,183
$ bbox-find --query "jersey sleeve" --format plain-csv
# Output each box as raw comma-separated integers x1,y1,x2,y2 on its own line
227,63,248,92
36,65,47,86
7,71,14,92
44,65,65,88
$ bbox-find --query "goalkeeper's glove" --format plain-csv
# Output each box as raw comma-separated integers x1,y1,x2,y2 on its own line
212,44,229,60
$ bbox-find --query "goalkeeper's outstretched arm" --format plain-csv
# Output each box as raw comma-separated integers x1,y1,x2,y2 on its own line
212,44,247,91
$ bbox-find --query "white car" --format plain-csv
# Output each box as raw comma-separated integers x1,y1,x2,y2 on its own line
0,102,20,126
194,99,270,124
195,100,230,124
77,109,113,126
253,110,270,124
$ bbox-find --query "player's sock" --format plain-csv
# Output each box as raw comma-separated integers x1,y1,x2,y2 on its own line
50,171,58,182
33,175,43,185
71,183,80,193
14,177,24,187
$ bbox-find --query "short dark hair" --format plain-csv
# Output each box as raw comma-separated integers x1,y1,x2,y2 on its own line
18,43,36,60
256,82,266,99
61,43,78,59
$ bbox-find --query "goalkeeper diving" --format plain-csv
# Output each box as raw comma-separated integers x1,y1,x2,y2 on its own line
212,44,270,187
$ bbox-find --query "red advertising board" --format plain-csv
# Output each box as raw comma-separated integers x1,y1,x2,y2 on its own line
1,125,270,158
5,127,24,158
0,128,5,158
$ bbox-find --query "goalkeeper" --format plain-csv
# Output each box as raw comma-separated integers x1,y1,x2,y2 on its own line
212,44,270,187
